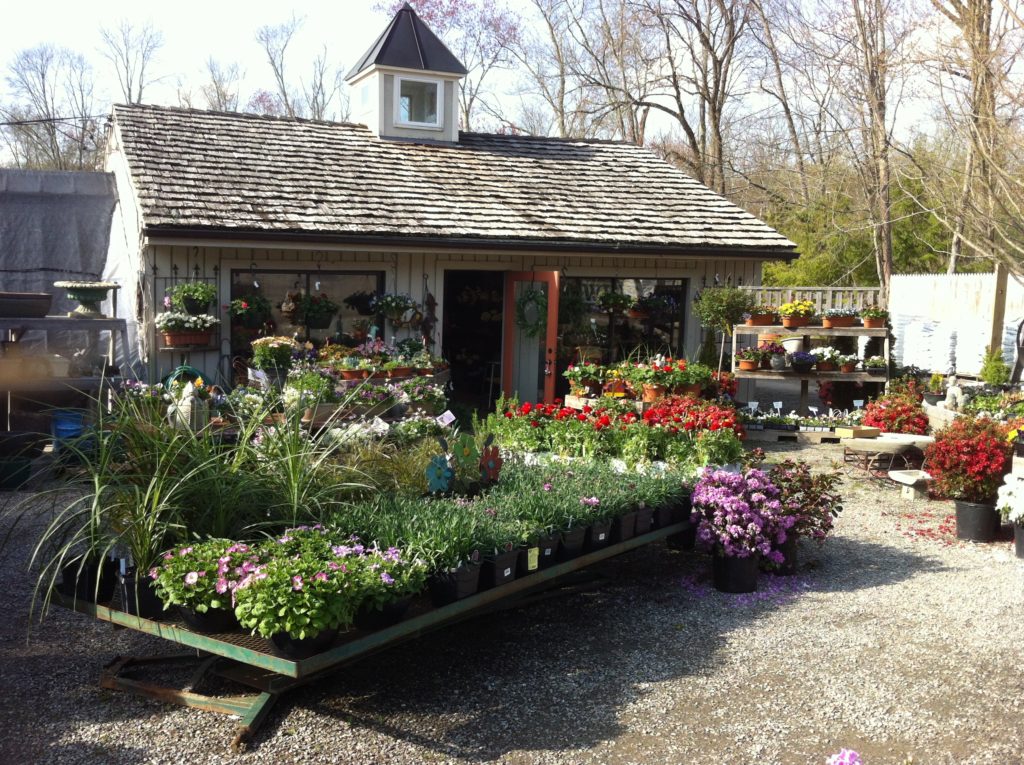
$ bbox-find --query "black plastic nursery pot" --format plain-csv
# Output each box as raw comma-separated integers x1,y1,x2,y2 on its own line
354,595,414,631
651,505,674,530
585,521,613,552
954,500,1000,542
119,571,164,619
59,557,118,603
177,606,239,633
670,494,692,525
182,296,211,315
270,628,339,659
612,511,637,543
480,549,519,590
557,526,588,561
516,545,540,577
537,533,560,569
773,535,799,576
712,552,760,594
634,506,654,535
428,561,482,606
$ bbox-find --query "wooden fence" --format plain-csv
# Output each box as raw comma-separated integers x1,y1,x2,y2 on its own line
738,286,881,312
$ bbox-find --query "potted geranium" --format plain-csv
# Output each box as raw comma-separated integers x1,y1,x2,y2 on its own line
821,307,858,329
778,300,816,328
668,359,712,396
690,468,791,593
860,305,889,328
924,417,1011,542
298,292,340,329
170,282,218,315
734,346,763,372
996,473,1024,559
154,311,219,347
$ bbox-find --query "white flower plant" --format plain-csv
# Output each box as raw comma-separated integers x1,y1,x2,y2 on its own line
997,473,1024,525
154,311,219,331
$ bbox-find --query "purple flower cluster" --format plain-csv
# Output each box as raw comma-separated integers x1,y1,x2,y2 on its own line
691,468,794,563
826,750,861,765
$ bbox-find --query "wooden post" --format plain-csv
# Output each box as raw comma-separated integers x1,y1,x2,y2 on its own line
990,262,1008,354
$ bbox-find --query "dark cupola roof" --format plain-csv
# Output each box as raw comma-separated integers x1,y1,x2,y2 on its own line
345,3,468,80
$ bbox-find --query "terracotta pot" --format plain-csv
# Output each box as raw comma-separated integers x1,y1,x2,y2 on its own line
162,330,212,347
627,309,650,320
387,366,414,379
745,313,776,326
815,361,837,372
862,317,886,329
781,316,810,328
641,383,666,403
822,316,855,328
839,362,858,373
737,359,759,371
339,369,367,380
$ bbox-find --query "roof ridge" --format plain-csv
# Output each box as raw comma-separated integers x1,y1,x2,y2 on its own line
112,102,369,131
459,130,634,147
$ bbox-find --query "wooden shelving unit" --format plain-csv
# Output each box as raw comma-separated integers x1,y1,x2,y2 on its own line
731,323,891,414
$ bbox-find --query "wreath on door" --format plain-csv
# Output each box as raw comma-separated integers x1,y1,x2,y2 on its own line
515,288,547,338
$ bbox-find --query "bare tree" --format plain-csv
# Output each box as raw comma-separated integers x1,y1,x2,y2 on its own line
255,15,302,117
201,58,241,112
99,20,163,104
0,45,101,169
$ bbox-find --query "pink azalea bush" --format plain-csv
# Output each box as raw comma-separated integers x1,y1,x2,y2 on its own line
690,468,793,562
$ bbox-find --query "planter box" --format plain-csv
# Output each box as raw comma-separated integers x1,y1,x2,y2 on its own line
834,426,881,439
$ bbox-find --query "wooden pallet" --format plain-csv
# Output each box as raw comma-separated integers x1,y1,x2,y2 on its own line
745,429,842,444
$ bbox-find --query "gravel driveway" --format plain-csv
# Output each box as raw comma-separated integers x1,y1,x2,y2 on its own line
2,442,1022,765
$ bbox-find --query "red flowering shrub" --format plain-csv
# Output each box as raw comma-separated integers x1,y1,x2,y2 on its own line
862,394,929,434
924,417,1011,502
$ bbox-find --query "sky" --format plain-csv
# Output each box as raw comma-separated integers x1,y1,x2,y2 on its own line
0,0,434,112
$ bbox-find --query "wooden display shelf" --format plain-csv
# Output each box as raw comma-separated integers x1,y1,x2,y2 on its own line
733,370,887,382
564,394,652,412
733,324,890,337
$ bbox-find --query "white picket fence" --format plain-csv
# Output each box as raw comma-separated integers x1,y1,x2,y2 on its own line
739,286,881,312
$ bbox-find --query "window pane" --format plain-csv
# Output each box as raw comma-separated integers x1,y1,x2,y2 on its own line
399,80,438,124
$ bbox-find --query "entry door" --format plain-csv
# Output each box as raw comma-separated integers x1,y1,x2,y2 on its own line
502,271,560,404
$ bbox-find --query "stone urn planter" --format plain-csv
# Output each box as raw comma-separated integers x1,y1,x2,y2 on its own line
53,281,118,318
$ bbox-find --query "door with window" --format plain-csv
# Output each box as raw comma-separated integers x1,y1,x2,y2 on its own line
502,271,560,404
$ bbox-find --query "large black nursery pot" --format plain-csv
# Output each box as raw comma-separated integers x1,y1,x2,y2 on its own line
177,605,238,633
480,549,519,590
119,570,164,619
182,296,211,315
516,544,540,577
428,561,482,606
536,533,560,569
773,534,799,576
1015,524,1024,559
354,596,414,631
954,500,1000,542
634,506,654,535
59,557,118,603
712,552,760,594
557,525,587,561
270,627,339,659
612,511,637,543
585,521,612,552
670,493,692,525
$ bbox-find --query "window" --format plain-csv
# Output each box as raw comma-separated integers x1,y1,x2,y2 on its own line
395,76,441,127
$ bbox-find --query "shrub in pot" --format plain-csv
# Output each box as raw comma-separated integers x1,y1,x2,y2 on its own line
862,394,928,435
170,282,218,315
924,417,1012,542
691,468,792,593
767,460,844,574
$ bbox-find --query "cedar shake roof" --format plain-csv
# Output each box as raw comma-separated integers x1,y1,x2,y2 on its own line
345,3,467,80
111,103,796,258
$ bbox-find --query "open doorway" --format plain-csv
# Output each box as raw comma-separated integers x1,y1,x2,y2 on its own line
442,270,504,414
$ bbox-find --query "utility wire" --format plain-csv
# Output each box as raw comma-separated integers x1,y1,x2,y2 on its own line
0,114,107,127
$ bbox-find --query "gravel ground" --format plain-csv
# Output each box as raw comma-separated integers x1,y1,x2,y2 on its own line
2,441,1023,765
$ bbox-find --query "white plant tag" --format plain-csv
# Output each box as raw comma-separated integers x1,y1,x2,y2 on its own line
773,401,783,411
436,410,457,427
747,401,759,412
808,406,819,415
503,567,512,578
853,399,864,409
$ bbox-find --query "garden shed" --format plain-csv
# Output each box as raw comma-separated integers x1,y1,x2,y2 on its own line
103,3,794,407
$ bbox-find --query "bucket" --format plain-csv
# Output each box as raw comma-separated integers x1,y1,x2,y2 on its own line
51,408,86,453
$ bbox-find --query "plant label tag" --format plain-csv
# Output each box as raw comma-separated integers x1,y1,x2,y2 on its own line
528,548,539,569
773,401,783,411
853,399,864,409
249,368,269,389
543,546,552,556
436,410,457,427
747,401,759,412
808,406,819,415
598,532,606,541
503,567,512,578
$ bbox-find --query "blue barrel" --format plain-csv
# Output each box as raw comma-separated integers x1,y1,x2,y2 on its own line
51,409,86,454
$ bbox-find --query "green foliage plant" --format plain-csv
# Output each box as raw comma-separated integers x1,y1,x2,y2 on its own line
980,348,1010,386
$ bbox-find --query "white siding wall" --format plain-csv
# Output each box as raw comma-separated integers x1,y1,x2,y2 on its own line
145,242,766,383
